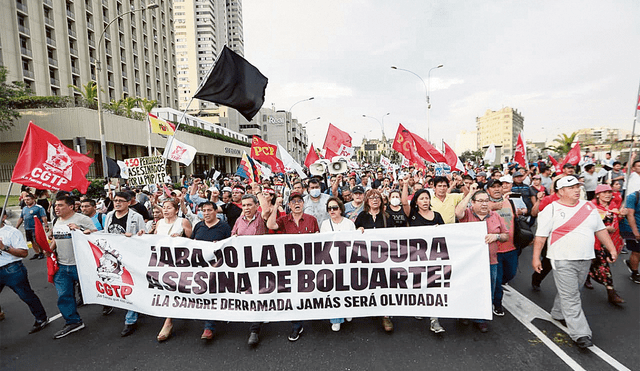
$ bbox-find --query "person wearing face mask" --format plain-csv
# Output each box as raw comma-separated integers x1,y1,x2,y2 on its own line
303,178,331,226
386,189,408,227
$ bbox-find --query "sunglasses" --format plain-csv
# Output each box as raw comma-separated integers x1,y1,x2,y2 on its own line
327,205,340,211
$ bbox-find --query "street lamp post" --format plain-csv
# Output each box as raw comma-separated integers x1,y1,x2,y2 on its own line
96,3,158,180
303,116,321,126
391,64,443,143
427,64,444,144
362,112,390,138
288,97,314,123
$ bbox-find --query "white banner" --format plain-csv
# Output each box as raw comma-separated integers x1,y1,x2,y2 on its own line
72,222,491,322
122,156,166,186
163,138,197,166
337,144,355,157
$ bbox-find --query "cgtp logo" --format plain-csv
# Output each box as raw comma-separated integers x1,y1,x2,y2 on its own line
89,239,134,300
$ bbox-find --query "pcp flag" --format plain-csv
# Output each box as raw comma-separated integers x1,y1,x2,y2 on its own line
11,122,94,193
163,138,197,166
251,136,285,173
392,124,426,169
193,46,268,121
483,144,496,164
148,113,175,136
323,123,352,154
304,144,320,168
514,133,527,168
443,141,465,172
277,142,307,179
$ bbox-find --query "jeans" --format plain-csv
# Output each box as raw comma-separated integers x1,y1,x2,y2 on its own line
203,320,216,331
292,321,303,332
330,318,344,324
0,261,47,322
550,259,592,341
54,264,82,324
125,311,138,325
475,264,497,324
493,250,518,310
249,322,262,334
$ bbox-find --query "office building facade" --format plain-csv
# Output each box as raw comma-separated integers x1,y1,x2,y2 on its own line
476,107,524,158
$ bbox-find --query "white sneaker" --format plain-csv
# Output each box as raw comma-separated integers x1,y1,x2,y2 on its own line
331,323,341,332
346,318,352,322
430,318,445,333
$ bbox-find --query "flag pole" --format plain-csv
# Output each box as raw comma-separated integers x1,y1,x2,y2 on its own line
624,80,640,189
0,182,15,225
147,114,153,157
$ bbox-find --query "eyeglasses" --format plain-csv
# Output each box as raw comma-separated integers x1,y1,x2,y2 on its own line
473,199,490,203
368,196,381,200
113,199,128,203
290,199,304,204
327,205,340,211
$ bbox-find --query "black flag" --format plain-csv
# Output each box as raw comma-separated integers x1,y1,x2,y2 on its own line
105,157,121,178
194,46,268,121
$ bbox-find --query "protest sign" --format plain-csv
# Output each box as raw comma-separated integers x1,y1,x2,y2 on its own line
123,156,167,186
73,222,491,322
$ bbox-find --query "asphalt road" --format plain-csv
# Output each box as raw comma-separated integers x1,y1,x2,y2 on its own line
1,208,638,371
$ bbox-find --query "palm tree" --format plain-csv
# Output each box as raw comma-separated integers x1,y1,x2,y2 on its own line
544,132,578,157
121,96,139,118
139,98,158,115
68,82,98,108
106,98,124,115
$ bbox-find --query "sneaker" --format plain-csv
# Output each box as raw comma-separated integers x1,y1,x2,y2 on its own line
29,254,39,260
120,323,136,337
620,247,629,254
200,329,214,341
288,327,303,342
53,322,85,339
631,273,640,284
331,323,341,332
346,318,352,322
248,332,259,346
102,306,113,316
584,278,594,290
493,306,505,317
37,253,45,260
475,322,489,333
430,318,445,333
382,317,393,332
29,318,50,334
415,316,423,320
532,283,541,292
575,336,593,349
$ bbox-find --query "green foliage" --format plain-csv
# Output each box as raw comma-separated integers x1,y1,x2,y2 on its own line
177,123,251,147
106,98,124,115
0,66,31,131
460,149,484,163
544,132,578,156
139,98,158,114
68,81,98,109
9,95,73,109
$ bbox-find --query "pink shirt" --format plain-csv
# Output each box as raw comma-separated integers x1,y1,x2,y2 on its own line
459,208,507,264
232,214,267,236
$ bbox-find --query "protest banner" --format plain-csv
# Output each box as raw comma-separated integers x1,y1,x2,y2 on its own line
122,156,167,186
72,222,491,322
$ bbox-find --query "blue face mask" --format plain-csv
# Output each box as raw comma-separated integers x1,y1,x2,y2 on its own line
309,189,321,198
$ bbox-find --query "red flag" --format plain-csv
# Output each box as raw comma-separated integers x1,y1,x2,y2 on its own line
412,133,447,163
251,136,285,173
514,132,527,168
35,217,57,283
559,142,581,169
443,141,465,172
392,124,426,169
11,122,94,194
324,147,338,161
304,144,320,168
637,93,640,110
322,123,352,154
548,155,559,168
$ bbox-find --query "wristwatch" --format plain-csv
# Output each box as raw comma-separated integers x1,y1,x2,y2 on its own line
2,244,9,252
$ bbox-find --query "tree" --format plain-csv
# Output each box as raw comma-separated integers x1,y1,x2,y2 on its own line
0,66,31,131
106,98,124,115
544,132,578,157
121,96,140,118
68,81,98,109
139,97,158,114
460,149,484,163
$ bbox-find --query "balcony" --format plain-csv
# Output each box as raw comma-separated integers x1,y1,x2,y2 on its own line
123,85,129,93
68,29,77,39
107,80,114,88
66,9,75,19
44,17,54,27
20,47,32,58
104,31,110,41
120,55,126,63
85,2,92,12
43,0,53,8
71,66,80,75
87,21,94,30
23,70,34,79
122,70,127,77
134,77,139,83
105,45,111,55
88,39,95,48
132,48,138,56
102,0,108,6
119,40,125,48
106,63,113,72
46,37,56,47
16,2,28,14
48,58,58,67
18,25,30,36
118,24,124,33
50,78,60,87
69,47,78,56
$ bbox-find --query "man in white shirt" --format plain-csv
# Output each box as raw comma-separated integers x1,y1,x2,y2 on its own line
532,176,617,349
0,208,49,334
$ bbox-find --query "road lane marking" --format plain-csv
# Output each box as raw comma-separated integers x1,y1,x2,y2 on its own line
502,285,631,371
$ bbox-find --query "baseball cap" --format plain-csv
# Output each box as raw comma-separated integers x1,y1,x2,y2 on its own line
477,171,487,177
595,184,612,194
352,185,365,194
499,175,513,184
562,163,575,169
289,192,304,201
556,176,582,190
532,174,541,179
486,179,503,188
513,171,524,177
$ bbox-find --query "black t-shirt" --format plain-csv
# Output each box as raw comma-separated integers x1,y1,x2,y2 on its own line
386,206,407,227
222,202,242,229
108,212,128,234
355,210,392,229
408,210,445,227
131,202,151,221
191,220,232,242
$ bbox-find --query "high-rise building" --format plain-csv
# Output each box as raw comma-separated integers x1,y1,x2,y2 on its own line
173,0,244,111
476,107,524,157
0,0,178,108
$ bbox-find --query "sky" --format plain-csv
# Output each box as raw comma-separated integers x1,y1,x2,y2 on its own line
242,0,640,151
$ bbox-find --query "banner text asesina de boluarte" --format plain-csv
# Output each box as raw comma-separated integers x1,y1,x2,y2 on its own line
145,237,452,295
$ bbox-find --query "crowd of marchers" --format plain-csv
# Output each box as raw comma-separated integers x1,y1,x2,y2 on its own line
2,152,639,350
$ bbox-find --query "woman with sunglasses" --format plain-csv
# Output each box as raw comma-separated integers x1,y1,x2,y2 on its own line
401,174,446,334
320,197,356,331
154,198,192,342
355,189,394,331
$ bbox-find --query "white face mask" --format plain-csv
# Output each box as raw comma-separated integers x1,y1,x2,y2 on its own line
389,198,401,206
309,189,321,198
